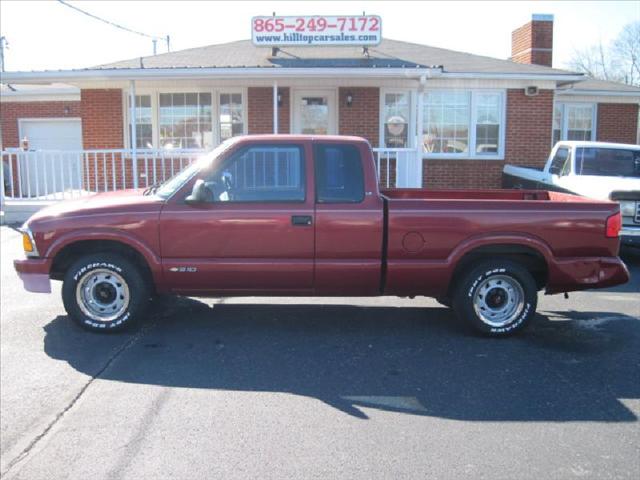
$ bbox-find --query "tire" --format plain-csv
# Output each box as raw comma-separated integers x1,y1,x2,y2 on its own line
62,253,150,332
452,260,537,336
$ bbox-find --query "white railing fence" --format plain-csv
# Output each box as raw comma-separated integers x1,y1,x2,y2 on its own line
1,149,204,202
373,148,422,189
1,147,422,205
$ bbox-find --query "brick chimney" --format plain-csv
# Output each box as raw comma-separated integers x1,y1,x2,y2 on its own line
511,14,554,67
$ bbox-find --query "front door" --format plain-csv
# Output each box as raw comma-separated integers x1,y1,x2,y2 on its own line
159,141,315,294
292,90,337,135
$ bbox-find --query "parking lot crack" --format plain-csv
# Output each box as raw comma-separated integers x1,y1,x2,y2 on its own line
1,323,153,478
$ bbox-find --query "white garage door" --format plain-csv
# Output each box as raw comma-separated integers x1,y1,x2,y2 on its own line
20,119,82,150
18,119,83,196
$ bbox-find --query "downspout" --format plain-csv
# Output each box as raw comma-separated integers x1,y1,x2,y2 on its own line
129,80,138,188
416,74,427,188
417,73,427,149
273,81,278,134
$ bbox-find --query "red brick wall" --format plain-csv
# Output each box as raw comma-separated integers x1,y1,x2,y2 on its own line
1,101,81,148
80,89,129,190
511,20,553,67
80,89,124,149
424,161,505,189
247,87,290,134
421,89,554,189
596,103,639,144
338,87,379,146
505,89,554,169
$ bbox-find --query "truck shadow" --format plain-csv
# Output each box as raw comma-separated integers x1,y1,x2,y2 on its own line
43,297,639,422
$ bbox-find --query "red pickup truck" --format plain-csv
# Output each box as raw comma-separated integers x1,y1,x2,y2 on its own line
15,135,629,336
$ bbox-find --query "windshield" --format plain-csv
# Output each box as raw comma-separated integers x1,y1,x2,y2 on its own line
155,138,240,199
575,147,640,178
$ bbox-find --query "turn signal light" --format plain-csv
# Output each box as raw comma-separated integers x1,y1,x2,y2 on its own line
605,212,621,238
22,232,34,252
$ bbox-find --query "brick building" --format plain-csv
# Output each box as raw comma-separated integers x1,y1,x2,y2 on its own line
2,14,639,190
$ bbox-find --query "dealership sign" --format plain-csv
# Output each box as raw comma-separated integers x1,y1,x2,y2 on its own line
251,15,382,47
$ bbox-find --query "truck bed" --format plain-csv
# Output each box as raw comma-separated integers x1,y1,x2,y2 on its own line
380,188,621,297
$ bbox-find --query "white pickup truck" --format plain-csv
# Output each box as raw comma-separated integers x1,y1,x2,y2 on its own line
503,141,640,247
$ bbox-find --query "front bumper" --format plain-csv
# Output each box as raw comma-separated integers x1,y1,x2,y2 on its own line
621,226,640,248
14,258,52,293
546,256,630,294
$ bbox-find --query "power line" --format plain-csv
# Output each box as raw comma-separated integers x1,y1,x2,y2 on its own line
56,0,163,41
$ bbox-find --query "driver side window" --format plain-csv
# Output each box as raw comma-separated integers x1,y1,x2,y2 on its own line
204,144,305,202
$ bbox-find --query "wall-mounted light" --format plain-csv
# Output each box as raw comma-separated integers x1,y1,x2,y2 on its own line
63,106,71,115
346,92,354,107
277,93,283,107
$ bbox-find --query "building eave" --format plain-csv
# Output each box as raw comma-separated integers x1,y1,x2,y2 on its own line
1,67,585,85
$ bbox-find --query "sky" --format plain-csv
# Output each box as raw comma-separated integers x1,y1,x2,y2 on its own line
0,1,638,72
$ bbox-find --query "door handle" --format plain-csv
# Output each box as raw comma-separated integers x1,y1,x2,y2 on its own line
291,215,313,226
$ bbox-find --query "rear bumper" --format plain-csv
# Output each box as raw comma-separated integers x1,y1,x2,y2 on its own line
621,226,640,248
14,258,52,293
547,256,630,294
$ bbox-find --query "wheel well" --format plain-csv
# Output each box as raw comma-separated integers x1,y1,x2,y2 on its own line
450,244,548,295
50,240,154,287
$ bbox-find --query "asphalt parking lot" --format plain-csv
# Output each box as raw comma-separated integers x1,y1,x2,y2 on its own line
1,224,639,480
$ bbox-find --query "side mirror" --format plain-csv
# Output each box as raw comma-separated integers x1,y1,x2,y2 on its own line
185,179,213,205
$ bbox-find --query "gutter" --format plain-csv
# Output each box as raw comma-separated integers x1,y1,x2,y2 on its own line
0,87,79,96
555,89,640,98
0,67,585,84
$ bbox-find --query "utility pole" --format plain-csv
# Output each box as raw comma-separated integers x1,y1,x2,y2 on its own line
152,39,157,55
0,36,8,72
166,35,171,52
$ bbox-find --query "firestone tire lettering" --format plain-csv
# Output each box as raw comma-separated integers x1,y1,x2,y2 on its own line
62,253,149,333
453,260,538,337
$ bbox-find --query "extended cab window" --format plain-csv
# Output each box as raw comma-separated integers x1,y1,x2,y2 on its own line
314,144,365,203
549,147,570,175
206,145,305,202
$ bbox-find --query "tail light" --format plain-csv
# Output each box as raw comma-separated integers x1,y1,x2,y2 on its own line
605,212,622,238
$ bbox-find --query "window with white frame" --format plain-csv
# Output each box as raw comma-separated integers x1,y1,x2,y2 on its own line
219,93,244,141
127,95,153,149
474,92,501,154
423,91,470,154
383,92,411,148
422,90,505,158
553,103,596,145
159,93,213,149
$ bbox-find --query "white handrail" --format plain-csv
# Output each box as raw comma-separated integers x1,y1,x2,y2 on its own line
2,146,418,202
1,148,205,202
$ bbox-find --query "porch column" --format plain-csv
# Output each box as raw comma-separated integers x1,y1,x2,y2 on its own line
273,81,278,134
129,80,138,188
416,80,425,188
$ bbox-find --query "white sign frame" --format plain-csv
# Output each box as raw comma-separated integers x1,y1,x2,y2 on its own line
251,15,382,47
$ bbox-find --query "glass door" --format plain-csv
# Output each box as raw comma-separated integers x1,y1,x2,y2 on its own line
293,90,337,135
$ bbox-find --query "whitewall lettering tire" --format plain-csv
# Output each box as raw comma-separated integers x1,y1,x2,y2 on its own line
453,260,537,336
62,254,150,332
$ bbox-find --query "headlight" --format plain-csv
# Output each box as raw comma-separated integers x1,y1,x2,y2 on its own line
619,201,636,217
20,228,39,258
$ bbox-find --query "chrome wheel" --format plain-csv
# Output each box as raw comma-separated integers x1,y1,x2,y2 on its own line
472,274,524,327
75,269,130,322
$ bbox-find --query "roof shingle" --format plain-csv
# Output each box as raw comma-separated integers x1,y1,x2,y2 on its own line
94,38,579,76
